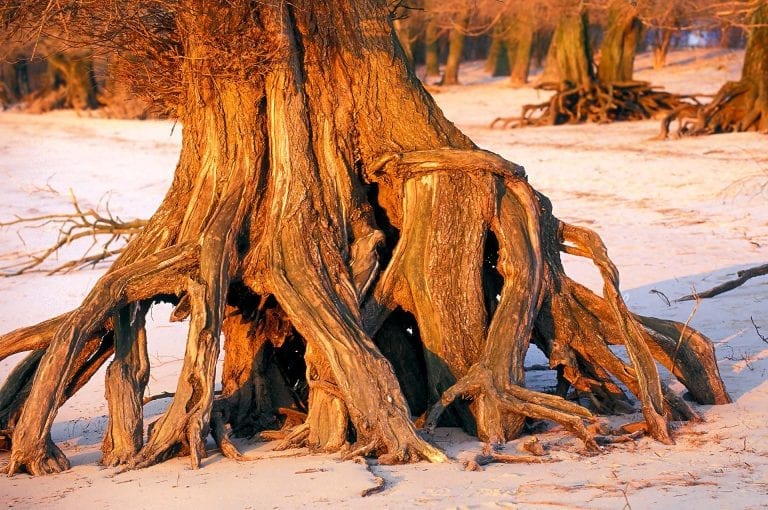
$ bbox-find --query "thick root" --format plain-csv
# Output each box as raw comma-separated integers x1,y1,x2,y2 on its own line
259,16,447,464
425,364,598,451
125,280,217,470
560,222,672,443
101,303,151,467
5,244,198,475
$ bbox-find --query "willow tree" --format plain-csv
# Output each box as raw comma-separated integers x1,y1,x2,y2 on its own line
597,0,643,83
661,0,768,136
486,6,536,86
0,0,730,477
494,0,690,128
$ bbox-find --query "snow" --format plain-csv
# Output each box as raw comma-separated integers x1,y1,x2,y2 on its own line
2,48,768,508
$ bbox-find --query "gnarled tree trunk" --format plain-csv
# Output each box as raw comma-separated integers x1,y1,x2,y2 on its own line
1,0,729,477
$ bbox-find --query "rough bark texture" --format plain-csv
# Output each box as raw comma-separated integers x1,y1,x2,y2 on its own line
0,0,730,476
660,1,768,137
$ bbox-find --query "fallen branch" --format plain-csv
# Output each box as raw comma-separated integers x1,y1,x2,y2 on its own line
677,263,768,301
461,443,559,471
355,457,386,497
751,317,767,344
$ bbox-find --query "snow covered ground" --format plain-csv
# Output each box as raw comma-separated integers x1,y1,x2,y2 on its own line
1,48,767,509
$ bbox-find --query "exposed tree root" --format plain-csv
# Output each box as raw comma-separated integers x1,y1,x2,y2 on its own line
658,2,767,139
491,80,698,128
461,442,561,471
424,364,598,451
3,243,198,475
0,144,731,475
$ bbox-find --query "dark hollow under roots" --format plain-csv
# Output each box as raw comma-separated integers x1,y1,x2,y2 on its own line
492,80,699,128
0,147,731,476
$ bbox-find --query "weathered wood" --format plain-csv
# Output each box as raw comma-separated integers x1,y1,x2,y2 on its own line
101,303,150,466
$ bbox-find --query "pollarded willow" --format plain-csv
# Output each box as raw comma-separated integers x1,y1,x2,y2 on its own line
0,0,729,476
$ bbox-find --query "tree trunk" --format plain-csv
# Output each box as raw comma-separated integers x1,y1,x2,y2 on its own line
424,16,441,78
548,9,594,87
486,24,510,76
507,9,534,87
441,9,470,86
598,0,642,83
652,28,674,70
1,0,730,476
720,24,745,49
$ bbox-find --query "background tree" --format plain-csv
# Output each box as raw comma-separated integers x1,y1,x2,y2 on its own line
493,0,697,127
0,0,729,477
661,0,768,136
597,0,644,83
485,2,544,86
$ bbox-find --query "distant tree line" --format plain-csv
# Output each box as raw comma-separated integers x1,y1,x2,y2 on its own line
0,0,756,114
392,0,749,86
